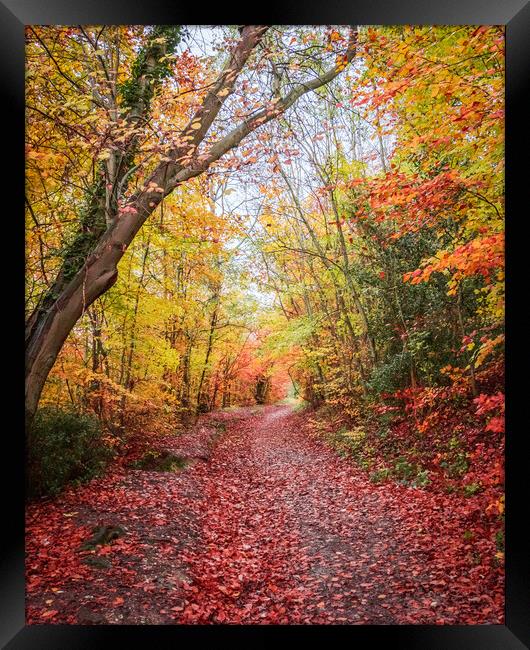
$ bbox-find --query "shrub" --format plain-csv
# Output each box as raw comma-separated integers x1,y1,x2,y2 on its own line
393,457,416,482
340,428,366,450
447,452,469,478
495,529,505,552
292,399,309,413
27,407,113,499
368,353,412,394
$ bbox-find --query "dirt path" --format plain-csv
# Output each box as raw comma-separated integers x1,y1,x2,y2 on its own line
25,404,503,625
168,404,502,624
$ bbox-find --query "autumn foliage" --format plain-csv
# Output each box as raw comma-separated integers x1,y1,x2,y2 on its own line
25,25,504,625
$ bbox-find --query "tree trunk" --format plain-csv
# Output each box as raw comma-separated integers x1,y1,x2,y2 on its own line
180,339,192,408
25,240,120,426
255,375,270,405
25,27,184,426
196,293,220,413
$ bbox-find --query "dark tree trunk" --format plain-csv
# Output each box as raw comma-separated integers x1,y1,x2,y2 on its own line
196,292,220,413
254,375,270,405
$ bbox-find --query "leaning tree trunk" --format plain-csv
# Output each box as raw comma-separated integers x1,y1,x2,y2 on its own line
25,233,121,426
25,172,173,426
25,26,185,426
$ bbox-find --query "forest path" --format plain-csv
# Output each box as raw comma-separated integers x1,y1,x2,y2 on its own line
26,404,502,625
176,403,402,624
171,404,498,624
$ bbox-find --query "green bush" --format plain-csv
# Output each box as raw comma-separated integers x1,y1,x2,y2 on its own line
495,529,505,552
368,353,412,394
27,407,113,499
393,457,416,482
447,452,469,478
376,427,391,439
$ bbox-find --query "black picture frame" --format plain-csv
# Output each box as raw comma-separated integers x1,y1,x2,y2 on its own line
6,1,529,647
